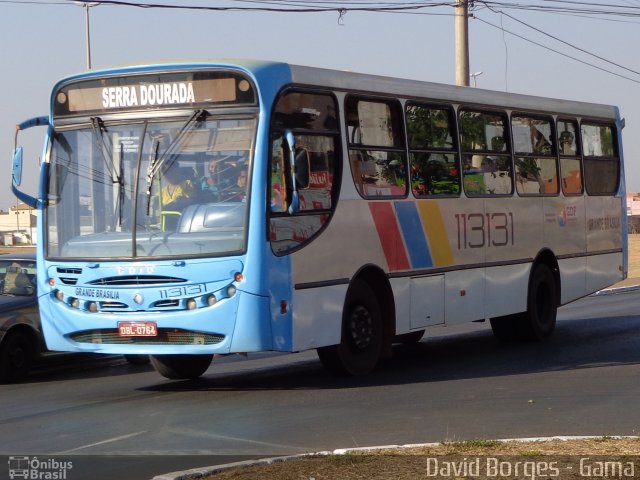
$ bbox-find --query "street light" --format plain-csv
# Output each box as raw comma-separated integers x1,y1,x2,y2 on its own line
470,71,483,88
74,2,99,69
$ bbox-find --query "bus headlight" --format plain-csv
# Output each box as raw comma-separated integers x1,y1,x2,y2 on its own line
88,302,98,313
206,294,217,306
186,298,197,310
54,290,64,302
226,285,237,298
70,298,80,309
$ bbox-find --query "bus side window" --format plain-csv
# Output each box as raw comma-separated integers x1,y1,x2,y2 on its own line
581,122,619,195
270,137,288,213
346,96,407,198
268,90,341,254
459,109,512,196
512,114,558,196
558,119,583,195
406,103,460,197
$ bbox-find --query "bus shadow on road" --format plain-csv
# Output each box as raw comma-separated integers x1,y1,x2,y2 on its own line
138,314,640,392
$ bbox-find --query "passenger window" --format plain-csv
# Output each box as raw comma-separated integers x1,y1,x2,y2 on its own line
582,122,619,195
346,97,407,198
558,119,583,195
459,110,512,196
406,104,460,196
269,90,341,254
512,115,558,196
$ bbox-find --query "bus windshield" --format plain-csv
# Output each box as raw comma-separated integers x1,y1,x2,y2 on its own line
47,114,256,259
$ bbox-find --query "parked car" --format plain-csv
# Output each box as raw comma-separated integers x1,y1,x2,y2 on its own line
0,252,148,383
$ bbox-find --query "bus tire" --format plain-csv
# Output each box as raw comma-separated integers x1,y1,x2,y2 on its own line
317,280,383,376
0,330,36,383
521,263,557,340
149,354,212,380
490,264,557,342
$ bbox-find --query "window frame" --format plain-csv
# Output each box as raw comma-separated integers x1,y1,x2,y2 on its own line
458,107,513,197
511,112,559,197
345,95,408,200
267,87,342,255
405,101,461,198
557,117,584,196
581,120,620,196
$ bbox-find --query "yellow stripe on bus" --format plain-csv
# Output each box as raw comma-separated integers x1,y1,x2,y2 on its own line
417,201,454,266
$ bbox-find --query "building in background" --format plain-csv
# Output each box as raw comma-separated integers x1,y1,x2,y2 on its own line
0,203,36,245
628,192,640,233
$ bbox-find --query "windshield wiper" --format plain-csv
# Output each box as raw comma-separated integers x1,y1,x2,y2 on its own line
144,109,207,216
145,139,159,216
146,109,207,180
92,117,127,231
90,117,119,185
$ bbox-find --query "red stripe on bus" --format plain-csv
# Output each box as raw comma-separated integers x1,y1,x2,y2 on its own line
369,202,410,271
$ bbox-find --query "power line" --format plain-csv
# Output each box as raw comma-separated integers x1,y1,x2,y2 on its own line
474,15,640,84
478,2,640,78
6,0,639,85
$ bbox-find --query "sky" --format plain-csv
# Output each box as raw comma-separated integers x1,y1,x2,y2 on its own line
1,0,639,209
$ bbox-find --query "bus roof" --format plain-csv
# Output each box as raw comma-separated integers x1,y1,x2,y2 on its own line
53,59,620,121
286,63,620,120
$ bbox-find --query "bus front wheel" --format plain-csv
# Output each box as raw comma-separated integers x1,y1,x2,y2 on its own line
317,280,383,376
149,354,213,380
0,330,35,383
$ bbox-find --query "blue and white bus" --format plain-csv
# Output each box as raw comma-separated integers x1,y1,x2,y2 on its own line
11,60,626,379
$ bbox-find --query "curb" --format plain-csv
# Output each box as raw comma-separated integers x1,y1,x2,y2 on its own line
151,435,640,479
593,283,640,296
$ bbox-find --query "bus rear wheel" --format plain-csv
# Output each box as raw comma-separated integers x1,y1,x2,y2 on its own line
149,354,213,380
317,280,383,376
490,263,557,341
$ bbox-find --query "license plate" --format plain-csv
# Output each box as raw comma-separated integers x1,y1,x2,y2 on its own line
118,321,158,337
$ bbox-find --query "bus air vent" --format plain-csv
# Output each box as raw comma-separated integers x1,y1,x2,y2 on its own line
57,267,82,275
99,301,128,310
59,277,79,285
154,299,180,308
87,275,187,286
69,329,225,345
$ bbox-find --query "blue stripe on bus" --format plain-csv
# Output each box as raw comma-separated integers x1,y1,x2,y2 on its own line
394,202,433,269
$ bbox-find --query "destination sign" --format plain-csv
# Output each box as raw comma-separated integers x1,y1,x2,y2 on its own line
54,70,256,116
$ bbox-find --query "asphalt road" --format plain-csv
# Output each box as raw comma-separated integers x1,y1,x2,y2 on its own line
1,288,640,479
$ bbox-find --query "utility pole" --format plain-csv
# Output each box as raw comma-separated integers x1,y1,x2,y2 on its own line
455,0,470,87
75,2,98,69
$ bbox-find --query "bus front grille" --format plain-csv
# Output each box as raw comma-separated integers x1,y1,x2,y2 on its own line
69,329,225,345
87,275,187,286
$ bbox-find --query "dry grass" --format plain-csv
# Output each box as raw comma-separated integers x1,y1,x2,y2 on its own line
201,438,640,479
628,234,640,279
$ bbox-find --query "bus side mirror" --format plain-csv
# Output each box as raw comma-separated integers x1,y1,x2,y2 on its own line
284,131,299,214
284,130,311,214
11,116,49,209
12,147,24,187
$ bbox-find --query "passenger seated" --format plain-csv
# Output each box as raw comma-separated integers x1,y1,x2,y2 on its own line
200,160,247,202
199,159,220,201
161,163,195,230
161,162,195,212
